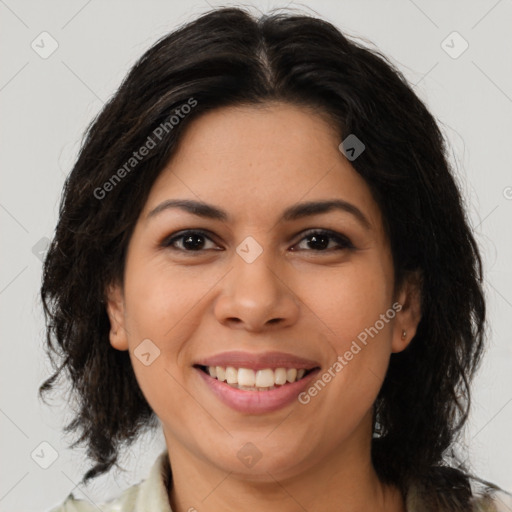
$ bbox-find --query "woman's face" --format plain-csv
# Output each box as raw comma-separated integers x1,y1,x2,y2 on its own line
106,102,421,481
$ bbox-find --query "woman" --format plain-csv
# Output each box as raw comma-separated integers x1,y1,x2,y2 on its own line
41,6,511,512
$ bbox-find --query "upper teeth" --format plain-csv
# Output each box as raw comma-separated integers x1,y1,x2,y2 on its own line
208,366,307,388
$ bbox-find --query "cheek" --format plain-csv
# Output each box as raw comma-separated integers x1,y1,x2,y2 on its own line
306,256,393,339
120,261,201,419
122,254,208,341
120,257,222,405
305,256,394,401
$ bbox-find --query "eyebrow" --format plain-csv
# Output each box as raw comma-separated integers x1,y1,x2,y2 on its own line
147,198,372,230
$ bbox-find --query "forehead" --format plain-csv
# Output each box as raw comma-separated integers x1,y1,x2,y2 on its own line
141,103,383,231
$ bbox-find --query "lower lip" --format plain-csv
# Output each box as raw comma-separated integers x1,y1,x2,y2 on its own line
196,367,321,414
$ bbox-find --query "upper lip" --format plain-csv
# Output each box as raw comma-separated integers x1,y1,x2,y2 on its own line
194,351,320,371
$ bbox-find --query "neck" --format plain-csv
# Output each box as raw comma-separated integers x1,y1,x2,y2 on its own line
163,420,405,512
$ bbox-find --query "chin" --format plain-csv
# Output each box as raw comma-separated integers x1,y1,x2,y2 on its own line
203,439,313,481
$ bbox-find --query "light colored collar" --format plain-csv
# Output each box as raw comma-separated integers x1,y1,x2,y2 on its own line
116,450,512,512
127,450,173,511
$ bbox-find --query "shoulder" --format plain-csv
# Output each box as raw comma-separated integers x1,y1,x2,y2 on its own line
406,467,512,512
48,482,140,512
469,477,512,512
47,451,173,512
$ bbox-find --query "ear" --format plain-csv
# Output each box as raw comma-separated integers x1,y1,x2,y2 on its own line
105,281,129,351
391,270,422,353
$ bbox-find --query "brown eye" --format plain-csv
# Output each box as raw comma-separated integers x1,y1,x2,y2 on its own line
161,228,355,254
162,230,220,252
291,229,355,252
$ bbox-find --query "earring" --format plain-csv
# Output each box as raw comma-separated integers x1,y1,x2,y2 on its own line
401,330,407,340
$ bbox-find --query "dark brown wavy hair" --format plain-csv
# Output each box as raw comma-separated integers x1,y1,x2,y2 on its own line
39,6,487,507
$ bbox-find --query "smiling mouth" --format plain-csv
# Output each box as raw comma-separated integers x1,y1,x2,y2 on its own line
195,364,319,391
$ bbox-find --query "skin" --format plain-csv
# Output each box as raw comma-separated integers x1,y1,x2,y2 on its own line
106,102,422,512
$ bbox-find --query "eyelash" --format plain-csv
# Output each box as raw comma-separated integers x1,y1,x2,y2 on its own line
161,229,355,254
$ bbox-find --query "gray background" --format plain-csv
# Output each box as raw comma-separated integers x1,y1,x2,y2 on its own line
1,1,511,511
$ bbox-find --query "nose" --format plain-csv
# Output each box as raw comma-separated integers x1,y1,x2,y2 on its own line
213,249,300,333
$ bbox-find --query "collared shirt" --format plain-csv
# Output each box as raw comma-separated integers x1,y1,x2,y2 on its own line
49,451,512,512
